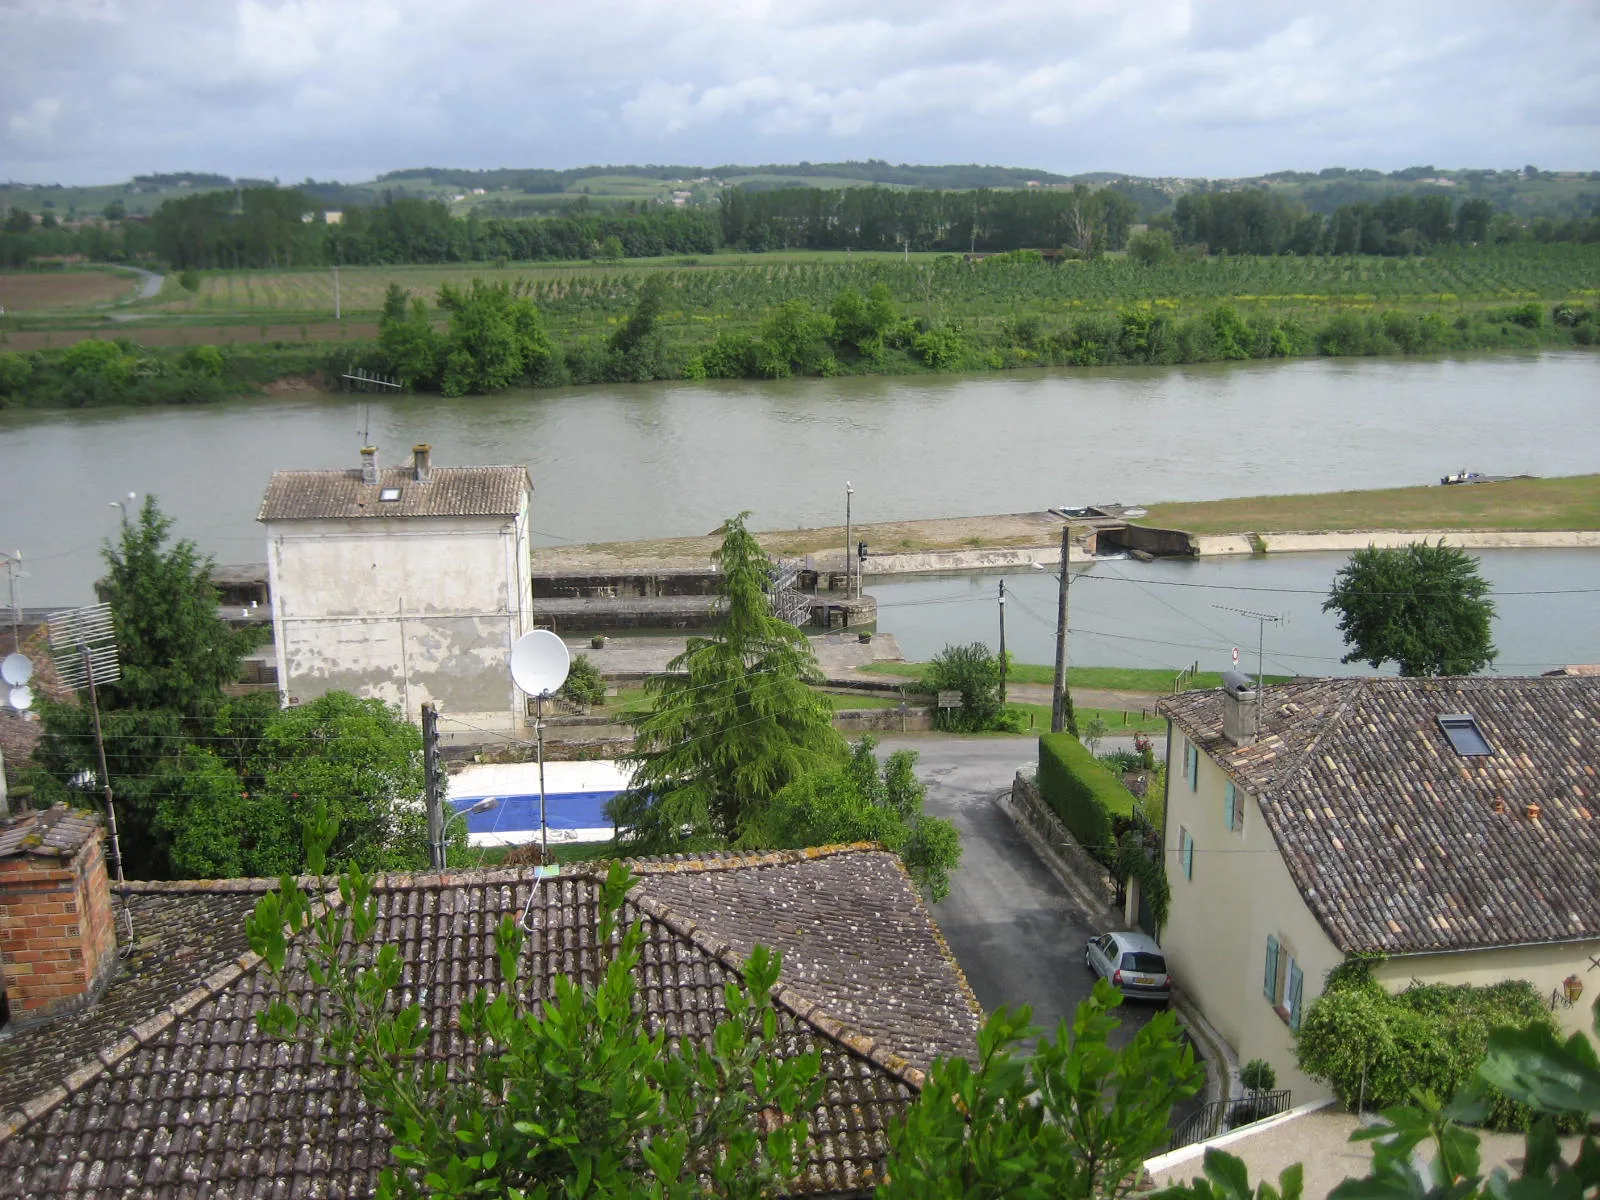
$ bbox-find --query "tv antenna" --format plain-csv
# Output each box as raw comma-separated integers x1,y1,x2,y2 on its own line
509,630,570,874
1212,605,1282,694
47,603,134,948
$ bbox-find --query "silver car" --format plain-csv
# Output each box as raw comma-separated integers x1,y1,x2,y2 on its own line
1084,931,1172,1002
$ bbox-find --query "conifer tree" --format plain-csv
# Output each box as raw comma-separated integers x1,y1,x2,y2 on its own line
610,514,844,849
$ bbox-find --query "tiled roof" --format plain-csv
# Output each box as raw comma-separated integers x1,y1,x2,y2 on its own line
1161,676,1600,956
0,846,979,1199
257,465,530,522
0,805,101,860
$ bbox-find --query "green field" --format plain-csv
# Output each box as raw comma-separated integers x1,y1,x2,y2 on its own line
861,662,1293,692
1139,474,1600,535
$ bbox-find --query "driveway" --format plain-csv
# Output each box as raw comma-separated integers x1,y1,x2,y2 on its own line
874,735,1162,1047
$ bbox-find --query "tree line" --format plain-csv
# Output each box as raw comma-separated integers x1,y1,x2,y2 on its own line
718,184,1141,253
1165,188,1600,257
145,189,720,269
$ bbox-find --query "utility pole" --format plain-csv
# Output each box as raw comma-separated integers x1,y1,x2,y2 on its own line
997,578,1007,705
422,702,443,868
1,551,20,649
844,481,854,601
1050,525,1073,734
333,264,341,321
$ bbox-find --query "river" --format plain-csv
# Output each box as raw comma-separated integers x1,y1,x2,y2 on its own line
867,548,1600,678
1,352,1596,649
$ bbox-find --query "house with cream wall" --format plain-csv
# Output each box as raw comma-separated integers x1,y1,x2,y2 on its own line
1159,674,1600,1103
258,445,533,734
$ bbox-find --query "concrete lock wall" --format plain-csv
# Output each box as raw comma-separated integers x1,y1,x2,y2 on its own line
267,508,531,730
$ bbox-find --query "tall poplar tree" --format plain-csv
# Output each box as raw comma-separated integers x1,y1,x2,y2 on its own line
609,514,844,849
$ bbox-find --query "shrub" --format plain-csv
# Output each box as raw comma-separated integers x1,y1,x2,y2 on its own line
0,350,32,398
177,269,200,292
927,643,1005,732
179,344,225,378
1037,732,1138,862
1295,959,1574,1130
1240,1059,1277,1094
560,653,607,707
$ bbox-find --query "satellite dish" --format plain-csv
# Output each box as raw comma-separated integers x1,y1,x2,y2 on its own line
509,630,570,697
1,653,31,686
9,685,32,712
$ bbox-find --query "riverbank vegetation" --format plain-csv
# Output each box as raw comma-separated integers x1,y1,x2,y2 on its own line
2,243,1595,408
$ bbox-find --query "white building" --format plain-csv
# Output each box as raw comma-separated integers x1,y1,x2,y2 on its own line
258,444,534,733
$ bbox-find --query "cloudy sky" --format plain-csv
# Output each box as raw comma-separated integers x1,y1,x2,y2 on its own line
4,0,1597,185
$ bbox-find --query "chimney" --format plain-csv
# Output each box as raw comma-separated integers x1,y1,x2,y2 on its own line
0,806,118,1029
412,443,432,483
1220,670,1259,747
360,445,379,486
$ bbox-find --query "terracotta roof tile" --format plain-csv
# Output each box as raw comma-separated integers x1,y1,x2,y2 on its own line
0,851,973,1198
1162,676,1600,955
257,465,530,522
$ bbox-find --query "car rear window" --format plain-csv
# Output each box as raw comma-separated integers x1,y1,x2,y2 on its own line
1121,952,1167,973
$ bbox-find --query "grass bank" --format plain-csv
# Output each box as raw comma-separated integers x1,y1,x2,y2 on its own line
1138,474,1600,535
861,662,1294,692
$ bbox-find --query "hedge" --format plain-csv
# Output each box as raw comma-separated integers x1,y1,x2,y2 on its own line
1296,960,1577,1131
1037,732,1138,864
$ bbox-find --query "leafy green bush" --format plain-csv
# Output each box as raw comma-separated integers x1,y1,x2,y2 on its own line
927,643,1004,732
1037,732,1138,861
561,654,608,707
1295,959,1574,1130
0,350,32,398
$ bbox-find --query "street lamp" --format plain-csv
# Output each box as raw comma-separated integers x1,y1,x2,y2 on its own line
844,483,857,604
437,796,500,866
108,493,137,528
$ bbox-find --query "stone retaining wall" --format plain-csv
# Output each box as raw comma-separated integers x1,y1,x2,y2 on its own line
1003,773,1117,911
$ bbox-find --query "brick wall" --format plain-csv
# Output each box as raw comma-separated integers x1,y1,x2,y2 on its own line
0,816,118,1027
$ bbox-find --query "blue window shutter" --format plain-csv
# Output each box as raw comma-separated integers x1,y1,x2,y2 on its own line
1224,781,1236,830
1288,961,1305,1031
1182,831,1194,879
1264,935,1280,1001
1188,743,1199,791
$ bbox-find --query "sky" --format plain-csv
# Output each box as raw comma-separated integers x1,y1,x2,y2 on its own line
3,0,1597,186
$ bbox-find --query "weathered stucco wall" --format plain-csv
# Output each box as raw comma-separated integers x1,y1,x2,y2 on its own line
1375,942,1600,1040
1165,726,1600,1105
1162,730,1344,1103
266,502,531,731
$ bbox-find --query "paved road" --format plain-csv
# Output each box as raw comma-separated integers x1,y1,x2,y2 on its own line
875,735,1160,1047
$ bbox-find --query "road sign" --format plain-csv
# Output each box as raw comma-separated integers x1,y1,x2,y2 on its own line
1232,646,1240,668
937,690,963,708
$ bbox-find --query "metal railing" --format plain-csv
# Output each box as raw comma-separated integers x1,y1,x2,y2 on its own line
1168,1089,1292,1151
767,559,813,627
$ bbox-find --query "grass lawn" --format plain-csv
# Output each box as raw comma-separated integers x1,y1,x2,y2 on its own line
590,684,908,720
999,703,1168,736
1138,475,1600,535
862,662,1292,692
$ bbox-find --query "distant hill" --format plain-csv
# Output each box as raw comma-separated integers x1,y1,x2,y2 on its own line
3,163,1595,223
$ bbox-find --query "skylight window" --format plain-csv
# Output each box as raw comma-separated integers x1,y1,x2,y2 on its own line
379,487,402,502
1438,714,1492,756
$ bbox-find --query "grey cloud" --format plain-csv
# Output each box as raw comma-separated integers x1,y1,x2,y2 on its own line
1,0,1596,183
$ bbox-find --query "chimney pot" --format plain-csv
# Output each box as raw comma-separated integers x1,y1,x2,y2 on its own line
1219,670,1259,747
360,445,379,486
412,443,432,483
